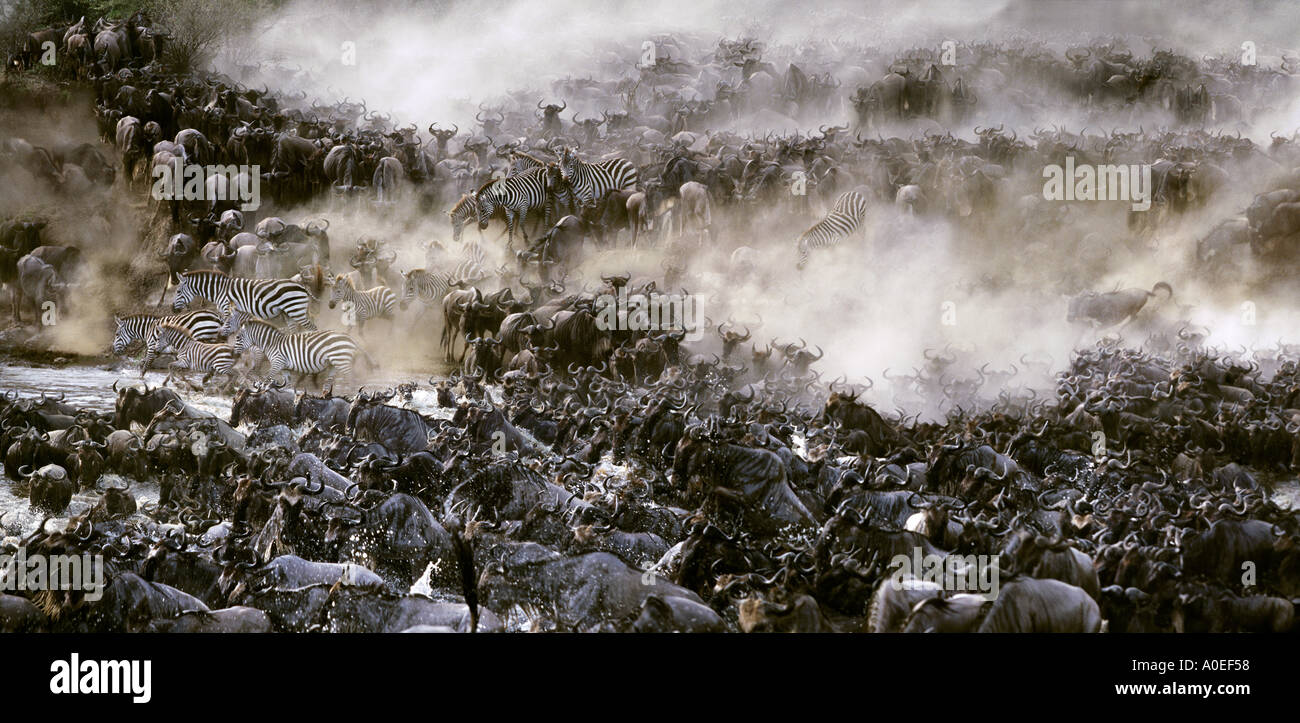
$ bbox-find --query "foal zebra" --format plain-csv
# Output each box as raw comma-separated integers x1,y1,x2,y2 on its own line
232,316,373,394
144,323,238,389
173,270,316,331
795,191,871,269
475,165,550,248
328,274,397,334
447,193,481,243
112,310,223,355
557,146,637,207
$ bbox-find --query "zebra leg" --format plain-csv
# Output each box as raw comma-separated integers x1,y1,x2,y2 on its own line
264,359,285,389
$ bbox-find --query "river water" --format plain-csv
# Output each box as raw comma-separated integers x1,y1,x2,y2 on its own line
0,361,465,541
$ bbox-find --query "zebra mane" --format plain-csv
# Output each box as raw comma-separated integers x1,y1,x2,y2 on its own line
448,194,476,216
240,317,282,337
474,177,498,195
512,150,550,166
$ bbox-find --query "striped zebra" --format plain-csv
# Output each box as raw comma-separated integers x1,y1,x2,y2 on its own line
795,191,871,269
232,317,374,394
112,310,223,355
144,323,238,389
172,269,316,331
447,193,480,244
328,274,397,334
557,146,637,208
475,165,550,248
509,151,575,223
400,268,464,313
455,241,490,284
507,150,548,175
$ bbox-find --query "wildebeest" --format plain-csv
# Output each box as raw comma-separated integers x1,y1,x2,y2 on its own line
1066,282,1172,328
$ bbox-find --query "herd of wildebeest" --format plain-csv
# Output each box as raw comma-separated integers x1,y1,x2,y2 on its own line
2,11,1300,633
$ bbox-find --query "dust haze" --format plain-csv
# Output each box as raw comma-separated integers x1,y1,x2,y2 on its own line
6,0,1300,415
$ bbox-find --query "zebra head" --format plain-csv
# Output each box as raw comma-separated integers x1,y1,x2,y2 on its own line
328,274,350,309
448,194,474,243
450,213,464,243
399,270,419,309
475,185,498,230
171,273,198,311
219,300,245,337
111,316,134,354
231,325,251,357
558,146,577,183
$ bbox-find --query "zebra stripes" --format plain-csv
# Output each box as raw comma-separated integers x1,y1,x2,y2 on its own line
475,165,550,247
455,241,490,284
401,268,461,311
112,310,223,355
233,316,370,394
796,191,871,269
172,270,316,331
509,152,574,223
145,323,238,388
448,193,479,243
558,146,637,207
508,150,548,175
329,274,397,332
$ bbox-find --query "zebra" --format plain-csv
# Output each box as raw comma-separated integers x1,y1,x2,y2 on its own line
474,165,550,248
507,150,548,175
232,316,374,394
795,191,870,269
557,146,637,208
112,310,223,355
143,323,238,389
508,151,574,223
172,269,316,331
400,268,467,318
328,274,398,334
447,194,480,244
454,241,490,284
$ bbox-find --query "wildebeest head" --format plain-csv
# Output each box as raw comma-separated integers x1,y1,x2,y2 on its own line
113,382,182,430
